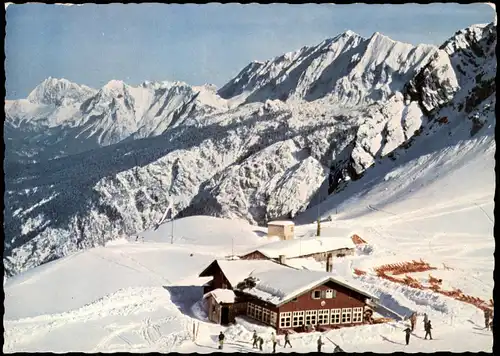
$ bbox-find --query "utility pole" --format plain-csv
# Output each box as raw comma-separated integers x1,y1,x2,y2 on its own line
170,218,174,244
299,234,302,256
316,193,321,238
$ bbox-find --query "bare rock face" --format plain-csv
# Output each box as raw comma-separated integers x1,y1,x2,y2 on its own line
405,23,496,116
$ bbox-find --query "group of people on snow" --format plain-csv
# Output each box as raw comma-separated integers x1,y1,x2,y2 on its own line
404,313,433,345
252,330,293,353
219,308,490,352
217,329,344,353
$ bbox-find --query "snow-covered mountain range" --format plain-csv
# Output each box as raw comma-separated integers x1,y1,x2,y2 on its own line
3,23,496,277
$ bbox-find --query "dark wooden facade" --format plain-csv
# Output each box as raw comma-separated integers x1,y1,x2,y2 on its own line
275,279,367,333
201,261,232,294
199,260,370,334
239,250,272,260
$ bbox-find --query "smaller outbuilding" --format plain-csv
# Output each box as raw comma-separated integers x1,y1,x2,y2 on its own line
267,221,295,240
203,288,237,325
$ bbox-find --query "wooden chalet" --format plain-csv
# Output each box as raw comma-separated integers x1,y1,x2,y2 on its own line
239,236,356,267
198,259,377,334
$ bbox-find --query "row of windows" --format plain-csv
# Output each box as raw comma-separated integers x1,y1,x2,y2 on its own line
312,289,337,299
279,308,363,328
247,303,277,326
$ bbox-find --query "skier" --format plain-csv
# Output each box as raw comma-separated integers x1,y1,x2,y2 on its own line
423,313,429,330
284,330,292,348
410,312,417,331
317,335,324,352
218,331,225,349
424,320,433,340
403,326,412,345
271,332,277,353
252,330,258,348
258,336,264,351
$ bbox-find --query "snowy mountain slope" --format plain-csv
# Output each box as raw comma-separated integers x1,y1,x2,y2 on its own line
3,100,350,275
3,186,494,353
405,23,496,114
4,79,228,161
3,23,496,277
218,30,436,106
325,21,496,195
26,77,97,106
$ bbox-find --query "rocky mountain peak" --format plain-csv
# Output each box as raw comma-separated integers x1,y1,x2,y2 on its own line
27,77,96,106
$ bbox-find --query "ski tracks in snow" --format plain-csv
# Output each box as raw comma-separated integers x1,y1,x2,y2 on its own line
4,287,182,353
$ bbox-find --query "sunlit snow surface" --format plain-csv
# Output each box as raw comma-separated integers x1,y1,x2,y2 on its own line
4,121,494,352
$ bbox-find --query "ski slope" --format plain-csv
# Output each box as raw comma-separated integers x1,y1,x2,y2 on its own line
3,122,494,352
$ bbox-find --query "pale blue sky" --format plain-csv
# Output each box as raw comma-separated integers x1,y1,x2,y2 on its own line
5,3,495,99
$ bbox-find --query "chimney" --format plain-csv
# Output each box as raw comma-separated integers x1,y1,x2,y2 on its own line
278,255,286,265
326,254,333,272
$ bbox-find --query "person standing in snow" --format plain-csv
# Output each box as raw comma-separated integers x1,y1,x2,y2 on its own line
317,335,324,352
484,309,491,329
258,336,265,351
424,320,433,340
409,312,417,332
423,313,429,330
284,330,292,348
271,332,277,353
252,330,258,348
403,326,412,345
218,331,225,349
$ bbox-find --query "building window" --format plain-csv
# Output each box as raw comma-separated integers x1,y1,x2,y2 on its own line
352,307,363,323
325,290,336,299
292,311,305,327
279,312,292,328
263,308,270,324
341,308,352,324
318,309,330,325
255,305,263,320
312,290,321,299
247,303,256,319
270,311,277,326
305,310,317,325
330,309,341,324
221,282,228,289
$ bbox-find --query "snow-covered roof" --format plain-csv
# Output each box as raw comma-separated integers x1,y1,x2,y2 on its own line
242,269,378,306
215,259,294,287
200,259,376,307
243,236,355,259
204,288,236,304
267,220,295,226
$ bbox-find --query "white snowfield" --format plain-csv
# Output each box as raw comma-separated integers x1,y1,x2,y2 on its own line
4,21,495,353
3,113,494,352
